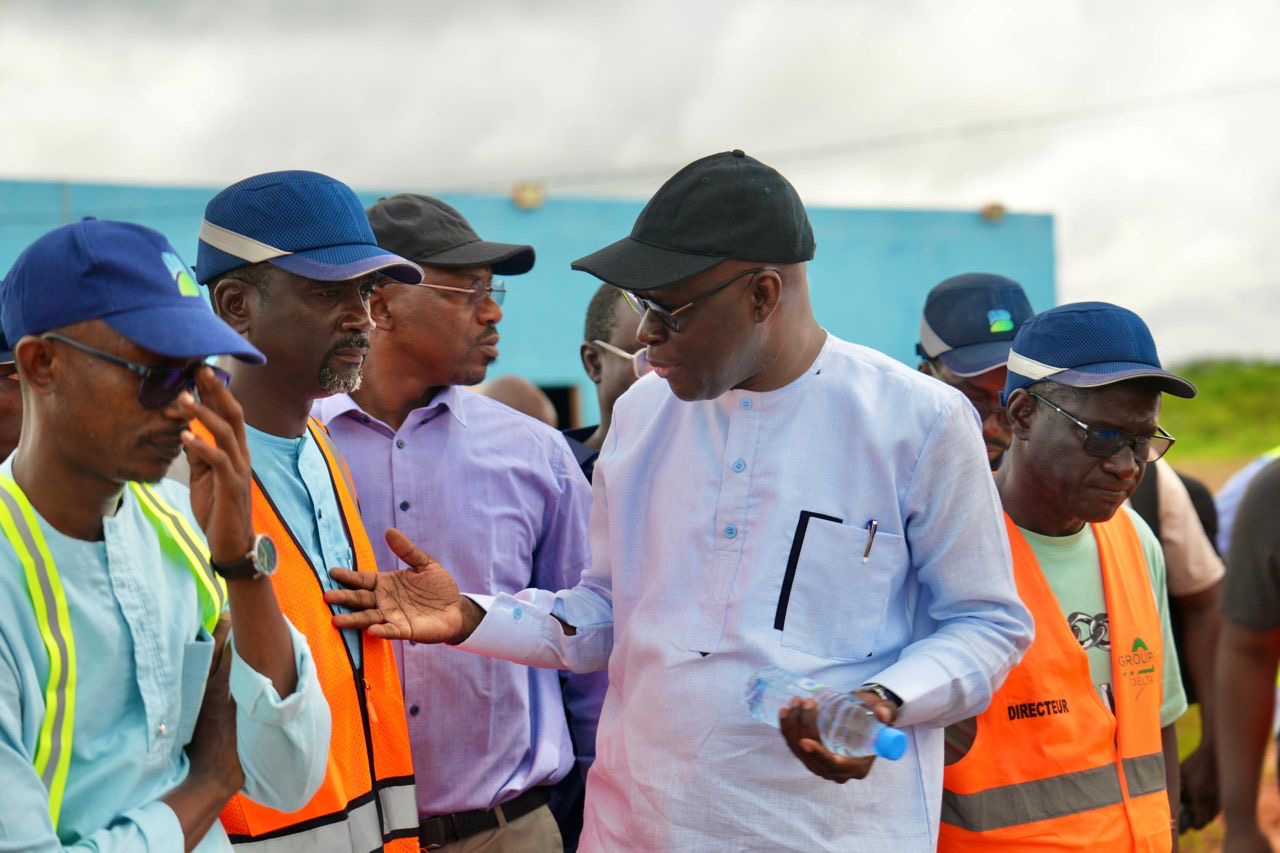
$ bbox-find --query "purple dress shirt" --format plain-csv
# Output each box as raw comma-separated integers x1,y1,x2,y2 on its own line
314,385,597,817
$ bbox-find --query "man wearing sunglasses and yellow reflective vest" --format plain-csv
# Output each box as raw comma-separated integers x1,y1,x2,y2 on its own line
0,219,329,850
939,302,1193,852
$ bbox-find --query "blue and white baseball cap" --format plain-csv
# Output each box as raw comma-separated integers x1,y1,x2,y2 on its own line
1002,301,1196,403
196,170,424,286
917,273,1035,377
1,218,265,364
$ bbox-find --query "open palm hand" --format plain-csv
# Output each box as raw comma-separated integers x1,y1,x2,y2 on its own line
326,528,481,644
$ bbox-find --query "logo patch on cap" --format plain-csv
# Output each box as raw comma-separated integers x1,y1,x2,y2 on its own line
162,251,201,298
988,309,1014,334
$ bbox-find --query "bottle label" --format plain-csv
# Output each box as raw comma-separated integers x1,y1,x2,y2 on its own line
794,676,825,693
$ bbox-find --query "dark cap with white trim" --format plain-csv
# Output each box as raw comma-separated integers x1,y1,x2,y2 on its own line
195,170,423,285
917,273,1034,377
1001,301,1197,403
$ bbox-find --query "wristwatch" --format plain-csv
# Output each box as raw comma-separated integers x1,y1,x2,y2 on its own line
858,682,904,708
210,533,278,581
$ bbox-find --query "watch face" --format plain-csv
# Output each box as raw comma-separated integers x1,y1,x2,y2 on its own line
254,534,278,576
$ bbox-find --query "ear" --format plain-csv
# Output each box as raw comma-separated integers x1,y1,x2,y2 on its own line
1005,389,1036,439
211,278,257,334
13,336,56,397
919,361,936,377
369,286,395,330
581,342,603,385
749,269,783,323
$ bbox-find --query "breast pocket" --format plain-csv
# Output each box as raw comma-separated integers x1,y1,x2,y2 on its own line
177,634,215,747
775,512,906,661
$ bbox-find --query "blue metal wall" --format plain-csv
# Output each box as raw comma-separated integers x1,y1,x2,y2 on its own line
0,180,1055,425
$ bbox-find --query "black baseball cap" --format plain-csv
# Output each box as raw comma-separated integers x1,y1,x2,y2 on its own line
366,194,535,275
917,273,1035,377
572,150,815,291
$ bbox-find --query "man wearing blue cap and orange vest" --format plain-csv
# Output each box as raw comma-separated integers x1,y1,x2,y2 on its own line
938,302,1191,852
917,276,1224,832
194,171,424,851
0,219,330,850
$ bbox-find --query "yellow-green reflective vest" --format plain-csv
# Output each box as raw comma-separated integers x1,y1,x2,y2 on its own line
0,476,226,830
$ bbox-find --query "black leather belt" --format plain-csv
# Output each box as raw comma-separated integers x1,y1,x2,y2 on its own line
419,786,550,849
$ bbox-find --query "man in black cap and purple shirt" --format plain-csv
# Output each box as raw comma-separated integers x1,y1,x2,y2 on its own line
916,273,1034,471
312,195,597,852
323,151,1033,851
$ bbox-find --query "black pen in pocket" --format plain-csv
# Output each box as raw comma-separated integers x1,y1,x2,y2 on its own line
862,519,878,563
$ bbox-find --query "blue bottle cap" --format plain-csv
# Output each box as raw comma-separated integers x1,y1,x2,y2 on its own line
874,726,908,760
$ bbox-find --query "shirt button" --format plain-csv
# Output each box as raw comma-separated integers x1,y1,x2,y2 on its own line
399,500,410,511
157,723,167,736
396,439,406,449
409,705,420,717
740,399,752,410
732,458,746,473
723,524,738,539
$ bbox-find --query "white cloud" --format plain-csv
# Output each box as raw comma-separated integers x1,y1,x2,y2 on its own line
1,0,1278,361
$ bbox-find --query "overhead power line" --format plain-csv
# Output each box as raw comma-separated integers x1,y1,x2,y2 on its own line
427,73,1280,194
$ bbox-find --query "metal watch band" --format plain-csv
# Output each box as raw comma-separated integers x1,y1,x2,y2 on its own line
859,682,903,708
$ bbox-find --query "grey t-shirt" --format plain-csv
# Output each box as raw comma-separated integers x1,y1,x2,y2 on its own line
1222,458,1280,630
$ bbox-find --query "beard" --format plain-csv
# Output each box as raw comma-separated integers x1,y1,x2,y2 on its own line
318,334,370,394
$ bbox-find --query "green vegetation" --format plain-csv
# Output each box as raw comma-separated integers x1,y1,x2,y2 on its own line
1161,360,1280,461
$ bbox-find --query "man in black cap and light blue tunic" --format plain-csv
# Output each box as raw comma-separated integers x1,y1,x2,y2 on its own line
322,150,1033,851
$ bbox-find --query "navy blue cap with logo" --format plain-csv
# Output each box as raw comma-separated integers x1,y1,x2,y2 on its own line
1,218,264,365
1001,301,1197,404
196,170,424,286
917,273,1034,377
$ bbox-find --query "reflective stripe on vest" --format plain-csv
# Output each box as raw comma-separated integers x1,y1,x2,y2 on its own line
0,475,222,830
217,418,417,851
129,481,227,632
939,510,1171,852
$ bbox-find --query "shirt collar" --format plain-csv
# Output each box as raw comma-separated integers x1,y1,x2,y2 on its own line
314,387,470,430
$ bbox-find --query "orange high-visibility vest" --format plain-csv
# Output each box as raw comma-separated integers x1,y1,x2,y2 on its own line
939,510,1171,852
205,418,418,852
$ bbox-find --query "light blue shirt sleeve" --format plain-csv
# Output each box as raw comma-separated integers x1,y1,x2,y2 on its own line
229,620,331,812
865,397,1034,727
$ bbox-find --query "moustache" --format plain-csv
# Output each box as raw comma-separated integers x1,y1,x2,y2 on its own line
326,335,371,357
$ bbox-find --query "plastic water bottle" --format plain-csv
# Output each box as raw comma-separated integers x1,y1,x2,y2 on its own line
745,666,908,760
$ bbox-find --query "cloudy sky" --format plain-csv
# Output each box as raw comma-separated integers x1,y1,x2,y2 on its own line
2,0,1277,363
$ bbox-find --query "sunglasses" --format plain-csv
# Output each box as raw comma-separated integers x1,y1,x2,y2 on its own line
591,340,652,379
1027,390,1175,463
618,267,776,333
42,333,230,409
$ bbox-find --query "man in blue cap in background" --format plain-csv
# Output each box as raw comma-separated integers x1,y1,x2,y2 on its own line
917,273,1225,832
0,219,329,850
939,302,1191,851
916,272,1034,471
196,171,424,852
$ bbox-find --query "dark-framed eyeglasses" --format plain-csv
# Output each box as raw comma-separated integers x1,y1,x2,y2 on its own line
41,333,230,409
618,267,776,333
417,277,506,306
1027,390,1175,463
591,339,652,379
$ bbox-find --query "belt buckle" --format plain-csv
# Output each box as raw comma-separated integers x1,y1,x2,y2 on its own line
419,815,454,850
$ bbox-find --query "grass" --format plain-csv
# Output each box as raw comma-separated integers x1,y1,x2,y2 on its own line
1160,360,1280,463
